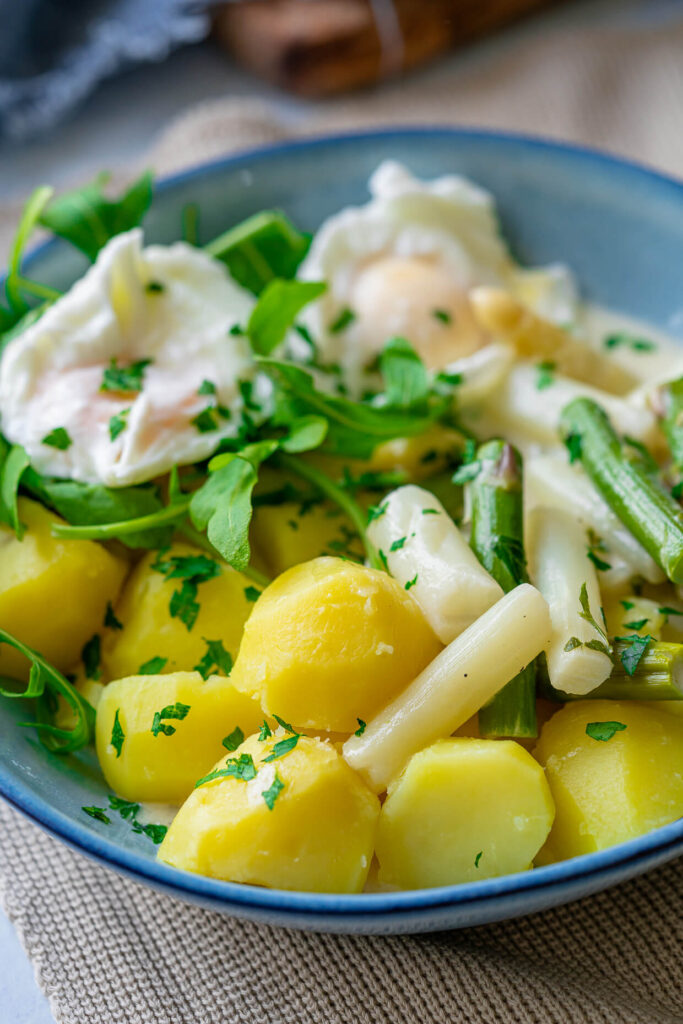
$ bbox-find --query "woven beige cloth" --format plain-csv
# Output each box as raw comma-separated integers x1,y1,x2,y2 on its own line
2,8,683,1023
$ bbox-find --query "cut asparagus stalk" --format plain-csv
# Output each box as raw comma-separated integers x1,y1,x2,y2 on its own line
560,397,683,583
525,455,664,584
366,484,503,644
343,583,552,793
528,507,612,695
470,286,636,394
541,640,683,701
468,440,537,736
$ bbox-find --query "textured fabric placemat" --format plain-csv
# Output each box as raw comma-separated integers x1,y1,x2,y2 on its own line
2,7,683,1022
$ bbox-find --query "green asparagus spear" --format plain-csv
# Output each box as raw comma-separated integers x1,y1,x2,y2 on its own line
468,440,537,737
658,377,683,472
540,639,683,701
560,397,683,583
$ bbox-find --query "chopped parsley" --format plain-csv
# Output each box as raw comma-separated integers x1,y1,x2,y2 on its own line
258,720,272,741
577,583,611,656
435,370,463,387
100,357,152,394
273,714,297,734
109,408,130,441
563,636,583,652
198,379,217,396
41,426,72,450
243,586,261,603
222,726,244,752
432,308,452,325
565,432,582,464
145,280,165,294
132,822,167,844
82,806,110,824
229,323,245,336
672,481,683,501
405,574,418,591
108,796,140,820
82,633,101,680
367,503,387,524
169,580,200,631
390,536,407,552
422,508,440,515
262,734,299,762
474,851,483,869
195,753,258,788
603,333,656,353
587,549,611,572
615,633,651,675
139,655,168,675
262,771,285,810
330,307,356,333
152,553,221,632
355,718,366,737
659,605,683,622
623,618,648,631
104,601,123,631
110,709,125,758
378,548,389,572
620,599,635,611
535,360,556,390
191,407,220,433
585,721,627,742
194,638,233,679
151,702,191,737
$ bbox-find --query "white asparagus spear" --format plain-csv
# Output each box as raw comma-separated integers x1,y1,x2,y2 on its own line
527,507,612,696
525,454,664,584
441,342,515,409
343,583,551,792
367,485,503,644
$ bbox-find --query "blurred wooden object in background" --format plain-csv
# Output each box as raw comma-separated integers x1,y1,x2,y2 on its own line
213,0,563,96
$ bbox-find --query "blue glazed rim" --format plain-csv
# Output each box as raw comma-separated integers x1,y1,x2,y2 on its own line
2,126,682,919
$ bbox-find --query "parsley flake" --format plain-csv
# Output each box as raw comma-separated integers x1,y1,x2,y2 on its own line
198,379,217,396
151,702,191,737
355,718,366,737
620,599,635,611
145,280,165,294
82,806,110,824
191,407,219,433
108,796,140,820
82,634,101,680
330,307,356,333
263,734,299,762
110,709,125,758
194,638,233,679
563,636,583,652
109,408,130,441
139,655,168,675
390,536,407,552
659,605,683,621
169,580,200,631
565,432,582,463
100,357,152,394
616,633,652,675
243,586,261,603
194,753,257,788
435,371,463,387
367,503,387,524
405,574,418,591
258,720,272,741
134,822,167,844
535,360,556,390
273,714,297,734
222,726,245,752
586,721,627,742
41,426,72,450
623,618,648,631
262,771,285,810
422,508,440,515
104,601,123,631
474,851,483,869
587,549,611,572
432,308,452,325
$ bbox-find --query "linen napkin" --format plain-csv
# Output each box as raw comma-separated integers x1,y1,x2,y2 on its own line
2,5,683,1022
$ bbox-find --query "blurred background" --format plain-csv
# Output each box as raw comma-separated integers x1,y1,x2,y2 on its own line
0,0,682,211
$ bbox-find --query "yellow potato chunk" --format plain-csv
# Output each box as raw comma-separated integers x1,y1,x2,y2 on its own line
158,732,380,892
230,556,442,733
96,671,263,803
0,499,127,679
534,700,683,863
102,542,254,680
251,501,363,577
376,738,554,888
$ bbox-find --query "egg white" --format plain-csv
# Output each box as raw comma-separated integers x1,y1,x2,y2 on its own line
0,229,261,487
295,161,577,389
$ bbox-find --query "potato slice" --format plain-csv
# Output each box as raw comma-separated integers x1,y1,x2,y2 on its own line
376,738,554,888
102,541,254,680
158,732,380,893
251,501,363,577
230,556,442,733
0,498,127,679
96,671,263,803
534,700,683,863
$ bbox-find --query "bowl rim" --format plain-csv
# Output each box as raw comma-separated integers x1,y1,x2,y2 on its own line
2,124,682,917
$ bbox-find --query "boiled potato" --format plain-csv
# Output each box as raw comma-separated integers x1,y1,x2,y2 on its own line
230,556,442,733
376,738,554,888
534,700,683,863
158,732,380,892
96,671,263,803
367,426,464,481
251,501,363,577
0,499,127,679
102,541,254,680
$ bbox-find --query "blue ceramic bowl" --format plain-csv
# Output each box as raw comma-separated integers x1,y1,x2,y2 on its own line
1,129,682,934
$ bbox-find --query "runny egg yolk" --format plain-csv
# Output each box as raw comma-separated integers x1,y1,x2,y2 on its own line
349,255,487,369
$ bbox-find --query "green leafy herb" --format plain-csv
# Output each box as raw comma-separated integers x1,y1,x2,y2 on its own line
452,461,482,485
492,535,527,587
380,336,430,409
134,822,167,844
100,357,152,394
587,549,611,572
623,618,648,631
565,432,582,464
195,753,258,788
262,771,285,810
330,307,356,333
355,718,366,737
39,171,153,261
262,734,299,762
4,185,55,313
145,280,165,294
422,508,440,515
535,360,556,390
244,586,261,602
435,371,463,388
432,309,452,325
585,721,627,742
104,601,123,631
659,605,683,622
390,536,407,552
367,503,387,524
82,806,110,824
152,553,221,582
222,726,245,752
563,636,583,652
108,796,140,820
151,702,191,737
198,379,217,396
139,656,168,675
258,720,272,741
191,408,220,433
194,638,233,680
378,548,389,572
474,851,483,869
620,599,635,611
206,210,311,295
615,633,652,676
280,415,328,453
405,574,418,591
110,710,125,758
247,279,326,356
169,580,201,631
272,714,296,734
672,481,683,501
603,333,656,354
41,427,72,450
82,634,101,680
108,408,130,441
0,443,29,539
578,583,612,656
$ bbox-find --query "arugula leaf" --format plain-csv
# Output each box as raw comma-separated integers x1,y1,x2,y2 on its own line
4,185,55,313
222,727,244,752
261,771,285,810
379,336,430,409
247,279,326,356
616,633,652,675
280,415,328,453
262,734,299,762
138,656,168,675
111,710,125,758
0,443,29,538
603,333,655,353
206,210,310,294
39,171,153,261
100,357,152,394
41,427,72,450
151,702,191,737
194,638,233,680
586,721,627,742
